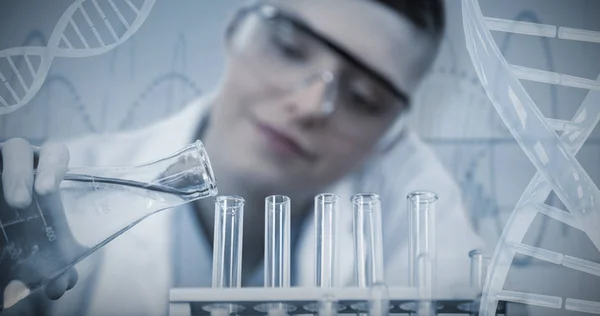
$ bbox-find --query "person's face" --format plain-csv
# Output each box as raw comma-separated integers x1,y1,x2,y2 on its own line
209,0,439,193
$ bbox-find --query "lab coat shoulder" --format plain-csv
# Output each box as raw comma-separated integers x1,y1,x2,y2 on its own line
368,130,484,288
63,123,166,167
63,97,208,167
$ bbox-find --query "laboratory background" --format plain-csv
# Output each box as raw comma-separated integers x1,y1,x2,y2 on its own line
0,0,599,315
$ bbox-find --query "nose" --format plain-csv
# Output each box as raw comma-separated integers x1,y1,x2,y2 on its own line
285,70,339,120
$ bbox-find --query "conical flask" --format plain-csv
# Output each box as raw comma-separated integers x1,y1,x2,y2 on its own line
0,140,218,312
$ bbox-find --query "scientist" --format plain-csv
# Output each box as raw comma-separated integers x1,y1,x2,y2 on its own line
1,0,484,315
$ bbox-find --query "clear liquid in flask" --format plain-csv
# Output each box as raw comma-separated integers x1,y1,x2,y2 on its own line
0,140,218,312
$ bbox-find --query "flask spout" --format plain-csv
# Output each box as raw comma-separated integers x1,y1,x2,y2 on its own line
152,140,219,200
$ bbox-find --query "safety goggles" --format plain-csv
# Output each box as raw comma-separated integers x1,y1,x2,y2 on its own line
234,3,410,146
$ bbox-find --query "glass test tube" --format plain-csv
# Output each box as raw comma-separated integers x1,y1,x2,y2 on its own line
308,194,340,315
207,196,245,315
469,249,491,291
315,193,338,287
468,250,491,315
318,295,339,316
407,191,438,316
261,195,292,315
212,196,245,288
352,193,385,287
265,195,291,287
369,283,390,316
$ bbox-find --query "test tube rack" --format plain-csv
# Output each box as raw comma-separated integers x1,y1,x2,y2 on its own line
168,286,507,315
199,193,493,315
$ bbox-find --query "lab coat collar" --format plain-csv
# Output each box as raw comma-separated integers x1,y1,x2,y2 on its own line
149,92,216,151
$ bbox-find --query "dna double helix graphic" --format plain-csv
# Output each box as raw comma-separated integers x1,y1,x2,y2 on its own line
463,0,600,315
0,0,156,115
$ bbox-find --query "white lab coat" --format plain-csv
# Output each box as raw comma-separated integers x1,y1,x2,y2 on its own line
42,97,483,316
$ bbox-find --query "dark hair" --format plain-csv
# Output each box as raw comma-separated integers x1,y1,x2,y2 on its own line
229,1,445,41
374,0,445,38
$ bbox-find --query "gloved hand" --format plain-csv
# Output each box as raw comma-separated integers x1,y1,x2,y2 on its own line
1,138,78,302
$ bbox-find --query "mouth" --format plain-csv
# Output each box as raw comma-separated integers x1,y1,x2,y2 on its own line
255,122,316,161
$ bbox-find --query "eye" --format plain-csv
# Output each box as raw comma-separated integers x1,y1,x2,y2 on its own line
348,80,384,115
274,38,305,59
271,21,306,60
351,93,383,115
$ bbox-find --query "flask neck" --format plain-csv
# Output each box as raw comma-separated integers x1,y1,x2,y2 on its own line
64,140,217,203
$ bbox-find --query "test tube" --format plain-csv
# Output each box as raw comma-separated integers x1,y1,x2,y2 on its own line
369,283,390,316
467,249,491,315
352,193,385,313
318,295,339,316
305,194,340,315
315,193,338,287
469,249,491,291
212,196,245,288
264,195,291,287
407,191,438,316
408,191,437,289
207,196,245,315
352,193,385,288
261,195,293,315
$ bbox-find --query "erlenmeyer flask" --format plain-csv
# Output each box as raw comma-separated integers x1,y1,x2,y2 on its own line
0,140,217,312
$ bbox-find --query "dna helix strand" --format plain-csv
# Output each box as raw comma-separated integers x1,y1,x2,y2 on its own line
0,0,156,115
462,0,600,315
